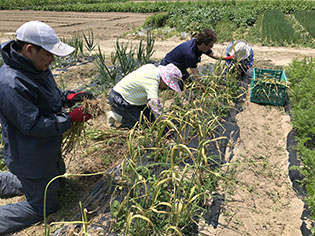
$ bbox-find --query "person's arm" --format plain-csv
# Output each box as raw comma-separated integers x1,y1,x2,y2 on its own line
0,79,75,137
148,98,171,137
0,92,72,137
148,98,164,120
189,67,201,80
207,51,234,61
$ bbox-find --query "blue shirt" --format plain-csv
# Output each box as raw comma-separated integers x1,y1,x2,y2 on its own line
162,39,212,77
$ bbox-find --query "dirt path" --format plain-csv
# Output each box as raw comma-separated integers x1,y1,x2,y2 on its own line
199,94,305,236
0,10,313,236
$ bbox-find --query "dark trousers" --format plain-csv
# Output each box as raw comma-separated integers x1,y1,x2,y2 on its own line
0,162,63,234
108,90,155,129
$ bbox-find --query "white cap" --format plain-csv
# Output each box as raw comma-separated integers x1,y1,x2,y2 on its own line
16,21,74,57
229,41,251,59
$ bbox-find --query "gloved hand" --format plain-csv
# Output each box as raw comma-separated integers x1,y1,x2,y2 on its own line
225,55,234,60
67,91,95,103
68,106,91,123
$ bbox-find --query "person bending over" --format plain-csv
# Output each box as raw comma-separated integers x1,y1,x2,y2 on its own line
108,63,182,129
160,28,233,90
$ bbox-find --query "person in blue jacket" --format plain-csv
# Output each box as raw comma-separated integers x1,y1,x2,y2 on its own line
160,28,234,90
0,21,93,234
225,40,254,77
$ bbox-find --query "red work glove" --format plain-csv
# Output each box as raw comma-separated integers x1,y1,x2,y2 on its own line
68,106,91,122
67,91,95,103
225,55,234,60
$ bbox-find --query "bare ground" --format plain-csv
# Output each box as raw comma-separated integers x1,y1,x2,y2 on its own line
0,10,314,236
200,95,305,236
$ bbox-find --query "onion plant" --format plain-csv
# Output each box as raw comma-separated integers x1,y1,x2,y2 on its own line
44,32,242,235
63,33,84,58
94,45,118,92
137,32,155,64
83,29,97,54
109,60,243,235
94,33,155,91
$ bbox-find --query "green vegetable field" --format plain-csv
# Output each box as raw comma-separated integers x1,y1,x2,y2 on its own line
0,0,314,46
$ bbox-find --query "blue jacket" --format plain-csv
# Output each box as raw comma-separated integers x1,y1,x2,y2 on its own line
0,40,73,178
225,41,254,68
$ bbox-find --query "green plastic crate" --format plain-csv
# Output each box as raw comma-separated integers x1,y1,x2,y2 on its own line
250,68,289,106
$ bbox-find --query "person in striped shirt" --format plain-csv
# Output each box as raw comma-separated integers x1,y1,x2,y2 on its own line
108,63,182,128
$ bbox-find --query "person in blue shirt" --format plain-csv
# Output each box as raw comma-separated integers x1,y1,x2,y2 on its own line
160,28,233,90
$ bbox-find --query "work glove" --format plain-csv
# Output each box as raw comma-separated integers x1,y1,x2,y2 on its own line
225,55,234,60
67,91,95,104
68,106,91,123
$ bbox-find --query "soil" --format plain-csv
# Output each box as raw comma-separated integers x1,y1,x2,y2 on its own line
0,10,314,236
200,97,305,236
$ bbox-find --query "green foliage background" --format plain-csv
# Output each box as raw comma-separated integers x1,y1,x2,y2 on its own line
286,58,315,226
1,0,314,47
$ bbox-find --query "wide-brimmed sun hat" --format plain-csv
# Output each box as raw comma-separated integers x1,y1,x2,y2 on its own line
159,63,182,92
229,41,251,59
16,20,74,57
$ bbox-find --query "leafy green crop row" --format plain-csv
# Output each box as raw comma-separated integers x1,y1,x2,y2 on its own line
1,0,315,47
1,0,315,13
295,11,315,38
262,9,297,45
141,1,315,47
286,57,315,229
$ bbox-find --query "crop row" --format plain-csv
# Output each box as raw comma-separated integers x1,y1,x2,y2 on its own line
0,0,315,14
35,32,244,235
0,0,315,47
294,11,315,38
262,9,297,44
286,57,315,230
